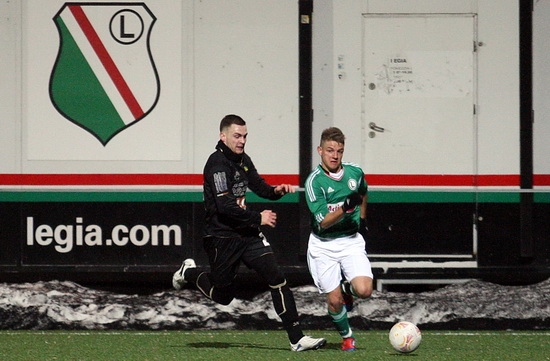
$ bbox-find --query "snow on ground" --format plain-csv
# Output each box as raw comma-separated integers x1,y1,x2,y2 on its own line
0,279,549,331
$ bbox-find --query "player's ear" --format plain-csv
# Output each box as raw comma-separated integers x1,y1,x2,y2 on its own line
317,145,323,156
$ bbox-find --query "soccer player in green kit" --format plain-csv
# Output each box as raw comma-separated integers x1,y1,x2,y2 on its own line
305,127,374,351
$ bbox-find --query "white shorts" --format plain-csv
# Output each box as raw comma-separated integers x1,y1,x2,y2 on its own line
307,232,373,294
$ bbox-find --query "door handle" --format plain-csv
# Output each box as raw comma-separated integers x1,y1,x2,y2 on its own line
369,122,385,132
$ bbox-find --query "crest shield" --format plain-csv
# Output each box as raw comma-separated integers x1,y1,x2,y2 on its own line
49,3,159,145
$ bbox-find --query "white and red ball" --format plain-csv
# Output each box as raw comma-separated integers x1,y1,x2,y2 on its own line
388,321,422,353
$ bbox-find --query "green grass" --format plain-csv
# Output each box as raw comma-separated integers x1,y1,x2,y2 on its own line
0,330,548,361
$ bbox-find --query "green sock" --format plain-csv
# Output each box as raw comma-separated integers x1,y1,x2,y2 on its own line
329,307,353,338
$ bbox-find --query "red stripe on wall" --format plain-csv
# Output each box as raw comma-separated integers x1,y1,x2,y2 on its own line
366,174,521,186
534,174,550,186
0,174,201,186
0,174,299,186
1,174,549,187
69,5,144,119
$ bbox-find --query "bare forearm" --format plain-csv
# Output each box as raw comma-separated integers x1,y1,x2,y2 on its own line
319,207,346,229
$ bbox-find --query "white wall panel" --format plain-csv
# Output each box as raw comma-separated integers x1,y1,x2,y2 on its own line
192,0,299,174
5,0,298,176
313,0,520,177
534,0,550,179
0,0,21,173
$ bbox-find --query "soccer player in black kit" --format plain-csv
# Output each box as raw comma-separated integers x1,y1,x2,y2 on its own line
173,114,326,352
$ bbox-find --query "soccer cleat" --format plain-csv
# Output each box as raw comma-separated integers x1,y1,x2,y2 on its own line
341,281,354,312
341,337,356,351
172,258,196,290
290,335,326,352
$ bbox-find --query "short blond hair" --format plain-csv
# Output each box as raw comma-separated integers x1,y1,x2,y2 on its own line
320,127,345,146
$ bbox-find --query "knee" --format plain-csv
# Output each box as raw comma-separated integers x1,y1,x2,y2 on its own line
266,272,286,288
253,254,285,286
356,287,373,299
210,285,236,306
352,278,373,299
216,295,234,306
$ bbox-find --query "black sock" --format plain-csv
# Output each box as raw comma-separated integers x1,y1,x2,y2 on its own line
270,282,304,343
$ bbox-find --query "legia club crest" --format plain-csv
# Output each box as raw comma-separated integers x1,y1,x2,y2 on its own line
49,3,159,145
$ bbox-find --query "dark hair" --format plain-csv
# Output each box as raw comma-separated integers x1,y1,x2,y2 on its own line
220,114,246,132
320,127,345,146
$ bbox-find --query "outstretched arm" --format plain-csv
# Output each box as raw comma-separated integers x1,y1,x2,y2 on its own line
273,184,296,196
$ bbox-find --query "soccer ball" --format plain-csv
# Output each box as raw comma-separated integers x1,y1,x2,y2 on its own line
388,321,422,353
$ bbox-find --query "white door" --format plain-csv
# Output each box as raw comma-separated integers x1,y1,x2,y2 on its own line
362,15,478,257
362,14,476,177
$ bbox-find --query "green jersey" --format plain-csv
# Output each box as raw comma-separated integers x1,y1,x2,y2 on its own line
305,162,368,239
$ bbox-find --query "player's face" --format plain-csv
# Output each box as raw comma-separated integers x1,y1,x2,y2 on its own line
221,124,247,154
318,140,344,173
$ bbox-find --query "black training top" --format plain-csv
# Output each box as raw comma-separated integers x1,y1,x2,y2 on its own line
202,140,282,238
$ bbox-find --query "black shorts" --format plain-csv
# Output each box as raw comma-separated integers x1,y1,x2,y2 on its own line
203,234,274,287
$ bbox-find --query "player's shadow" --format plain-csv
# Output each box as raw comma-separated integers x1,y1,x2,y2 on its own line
389,352,420,357
322,342,344,351
186,342,287,351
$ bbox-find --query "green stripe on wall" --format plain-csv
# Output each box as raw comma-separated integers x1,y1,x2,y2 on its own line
0,191,299,203
370,191,475,203
369,191,521,203
535,192,550,203
0,191,549,203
